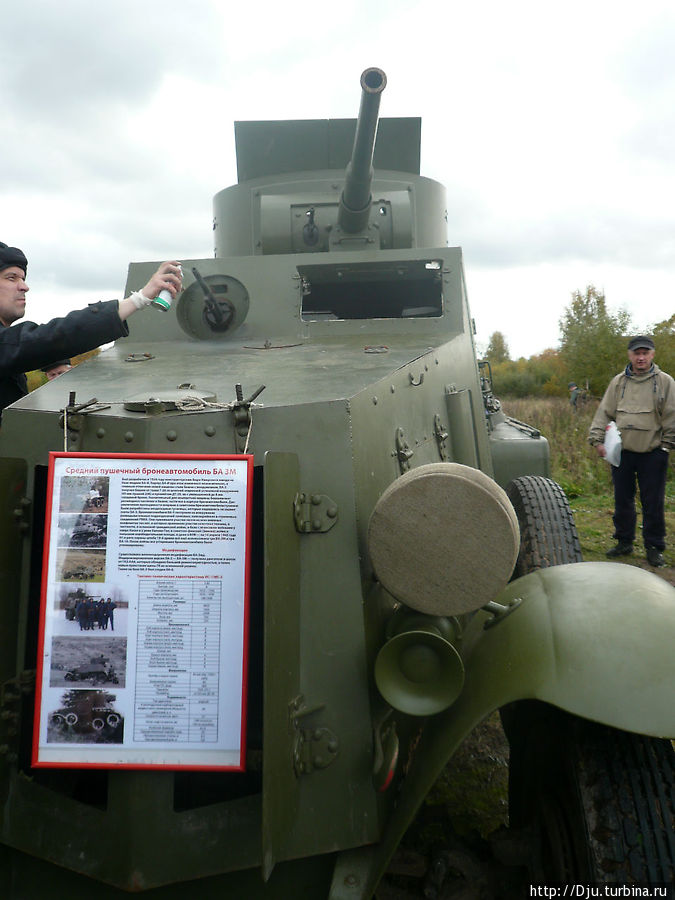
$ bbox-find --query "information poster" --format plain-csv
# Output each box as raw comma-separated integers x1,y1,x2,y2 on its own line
33,453,252,770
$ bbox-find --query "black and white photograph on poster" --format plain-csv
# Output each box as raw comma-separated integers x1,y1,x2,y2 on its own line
49,637,127,688
57,513,108,550
58,476,110,514
35,453,252,770
47,690,124,744
53,584,127,636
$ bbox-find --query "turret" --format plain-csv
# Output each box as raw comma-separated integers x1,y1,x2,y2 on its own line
212,69,448,257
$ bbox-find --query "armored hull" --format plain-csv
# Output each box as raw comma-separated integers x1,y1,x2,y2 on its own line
0,69,672,897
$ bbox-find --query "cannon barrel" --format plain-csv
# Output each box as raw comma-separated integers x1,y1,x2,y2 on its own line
337,67,387,234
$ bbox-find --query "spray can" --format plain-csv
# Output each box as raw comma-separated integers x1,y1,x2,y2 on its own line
151,265,182,311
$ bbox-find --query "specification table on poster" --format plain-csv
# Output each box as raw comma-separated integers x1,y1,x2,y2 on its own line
134,578,222,744
34,453,251,770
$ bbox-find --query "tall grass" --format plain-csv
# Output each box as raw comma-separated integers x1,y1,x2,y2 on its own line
503,396,608,498
502,396,674,567
502,396,674,501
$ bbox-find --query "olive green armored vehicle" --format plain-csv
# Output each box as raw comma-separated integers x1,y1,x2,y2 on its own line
0,69,673,898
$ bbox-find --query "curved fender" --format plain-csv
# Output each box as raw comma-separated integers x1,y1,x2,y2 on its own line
461,560,675,739
329,561,675,899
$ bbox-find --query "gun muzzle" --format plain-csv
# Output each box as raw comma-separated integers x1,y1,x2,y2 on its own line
337,67,387,234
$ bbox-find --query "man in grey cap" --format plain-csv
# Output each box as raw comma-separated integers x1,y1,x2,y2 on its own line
588,335,674,567
0,242,181,416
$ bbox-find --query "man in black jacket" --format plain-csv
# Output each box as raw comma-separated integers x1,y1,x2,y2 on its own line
0,242,181,414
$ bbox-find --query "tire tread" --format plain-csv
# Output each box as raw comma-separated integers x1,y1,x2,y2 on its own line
506,476,582,576
573,720,675,883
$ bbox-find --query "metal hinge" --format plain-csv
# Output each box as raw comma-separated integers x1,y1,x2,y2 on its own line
289,695,339,776
12,496,31,534
293,492,338,533
0,671,36,763
433,414,449,461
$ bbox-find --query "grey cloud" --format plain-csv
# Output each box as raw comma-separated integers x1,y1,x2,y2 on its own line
2,0,223,123
24,204,211,296
614,14,675,94
622,111,675,161
611,14,675,164
2,2,231,198
2,124,156,192
454,212,675,270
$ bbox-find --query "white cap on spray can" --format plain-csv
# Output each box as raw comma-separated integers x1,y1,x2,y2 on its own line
152,265,182,311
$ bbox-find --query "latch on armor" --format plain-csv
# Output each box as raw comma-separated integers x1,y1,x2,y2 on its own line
394,426,413,473
433,414,449,461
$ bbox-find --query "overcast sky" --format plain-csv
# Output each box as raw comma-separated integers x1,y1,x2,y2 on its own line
2,0,673,359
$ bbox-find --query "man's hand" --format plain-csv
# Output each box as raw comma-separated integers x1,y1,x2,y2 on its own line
119,262,183,320
140,262,183,301
594,444,607,458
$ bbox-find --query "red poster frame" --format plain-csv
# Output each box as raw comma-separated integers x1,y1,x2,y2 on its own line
32,452,253,771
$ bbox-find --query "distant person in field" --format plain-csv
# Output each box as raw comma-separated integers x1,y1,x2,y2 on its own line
41,359,72,381
588,336,674,568
568,381,580,411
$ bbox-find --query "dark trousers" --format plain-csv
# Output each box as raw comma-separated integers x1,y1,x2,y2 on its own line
611,448,669,550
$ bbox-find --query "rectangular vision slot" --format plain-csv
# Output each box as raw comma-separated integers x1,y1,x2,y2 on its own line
299,259,443,321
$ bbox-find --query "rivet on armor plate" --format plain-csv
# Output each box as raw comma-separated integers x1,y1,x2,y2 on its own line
166,431,178,442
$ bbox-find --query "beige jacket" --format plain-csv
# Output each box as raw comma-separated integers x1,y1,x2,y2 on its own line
588,364,675,454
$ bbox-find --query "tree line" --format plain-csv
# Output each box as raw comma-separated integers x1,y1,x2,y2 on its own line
484,285,675,398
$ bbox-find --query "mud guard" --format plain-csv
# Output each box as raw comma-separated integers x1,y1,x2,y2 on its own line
329,561,675,899
460,560,675,739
